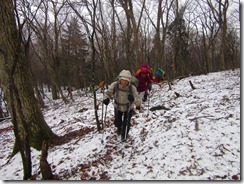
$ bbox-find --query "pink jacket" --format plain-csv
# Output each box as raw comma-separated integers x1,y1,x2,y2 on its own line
135,73,152,93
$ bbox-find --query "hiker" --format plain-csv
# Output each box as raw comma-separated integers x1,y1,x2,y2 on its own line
103,70,141,141
67,86,74,101
135,64,153,81
98,81,105,93
67,86,73,95
115,74,139,88
153,68,165,83
134,66,152,102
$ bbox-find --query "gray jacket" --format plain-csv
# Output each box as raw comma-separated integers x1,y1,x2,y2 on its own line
105,81,141,112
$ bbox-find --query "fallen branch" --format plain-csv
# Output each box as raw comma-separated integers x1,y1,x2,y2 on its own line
174,92,181,98
150,105,171,111
189,80,196,90
168,81,172,90
189,115,224,121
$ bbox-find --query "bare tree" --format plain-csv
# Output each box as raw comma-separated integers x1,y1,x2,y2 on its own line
68,0,103,131
0,0,56,179
24,0,69,102
167,0,190,77
146,0,174,72
117,0,146,70
206,0,229,70
201,7,220,73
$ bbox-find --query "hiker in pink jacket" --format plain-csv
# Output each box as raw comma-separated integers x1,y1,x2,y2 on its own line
134,67,152,102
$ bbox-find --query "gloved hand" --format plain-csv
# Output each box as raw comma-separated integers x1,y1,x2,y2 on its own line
128,94,134,103
136,106,141,110
147,84,152,91
103,98,110,105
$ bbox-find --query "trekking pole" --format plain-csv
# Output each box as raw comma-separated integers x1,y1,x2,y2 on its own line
101,101,104,130
101,104,107,144
104,105,107,125
121,102,131,160
100,87,105,144
124,102,131,141
147,90,150,116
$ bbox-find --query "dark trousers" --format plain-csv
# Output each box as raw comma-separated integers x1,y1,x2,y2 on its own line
114,108,133,138
143,91,148,101
139,90,148,102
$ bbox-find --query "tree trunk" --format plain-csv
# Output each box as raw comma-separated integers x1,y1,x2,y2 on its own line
0,0,56,179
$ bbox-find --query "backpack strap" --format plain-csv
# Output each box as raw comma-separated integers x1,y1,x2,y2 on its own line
129,84,133,96
113,82,119,95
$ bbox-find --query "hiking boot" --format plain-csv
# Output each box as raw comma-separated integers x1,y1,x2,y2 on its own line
143,94,147,102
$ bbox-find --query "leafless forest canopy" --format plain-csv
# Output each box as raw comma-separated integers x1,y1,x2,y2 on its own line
18,0,240,89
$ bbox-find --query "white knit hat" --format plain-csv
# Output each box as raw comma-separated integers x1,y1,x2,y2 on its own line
119,70,131,82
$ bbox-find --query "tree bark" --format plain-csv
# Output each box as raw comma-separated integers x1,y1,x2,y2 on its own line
0,0,56,179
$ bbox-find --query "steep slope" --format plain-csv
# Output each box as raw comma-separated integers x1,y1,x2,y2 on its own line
0,69,240,180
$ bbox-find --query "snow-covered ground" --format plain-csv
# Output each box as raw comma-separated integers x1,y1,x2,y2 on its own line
0,68,240,180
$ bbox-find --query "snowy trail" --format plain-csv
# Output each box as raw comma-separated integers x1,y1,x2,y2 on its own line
0,69,240,180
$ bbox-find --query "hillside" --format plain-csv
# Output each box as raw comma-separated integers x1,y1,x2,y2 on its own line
0,69,240,180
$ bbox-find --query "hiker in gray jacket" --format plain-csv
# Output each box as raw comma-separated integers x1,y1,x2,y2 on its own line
103,70,141,142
